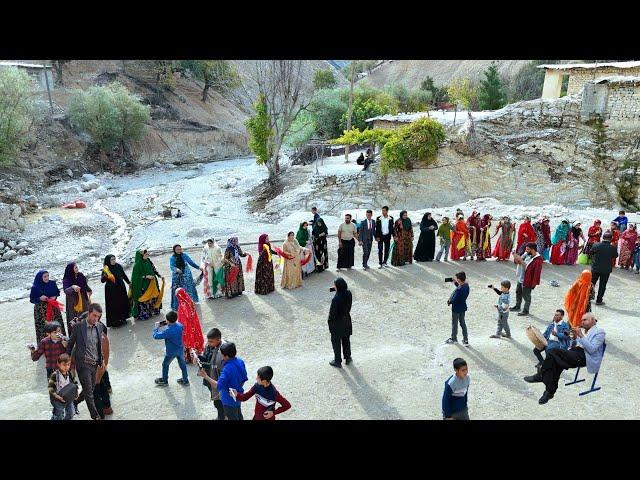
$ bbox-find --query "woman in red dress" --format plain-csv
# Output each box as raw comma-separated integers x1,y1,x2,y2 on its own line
175,287,204,363
550,220,570,265
516,216,536,255
450,214,469,261
492,216,515,261
609,221,621,267
476,214,493,260
582,219,602,258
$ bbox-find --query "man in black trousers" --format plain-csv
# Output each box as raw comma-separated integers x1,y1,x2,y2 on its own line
358,209,376,269
66,303,106,420
375,206,394,269
328,278,353,368
590,231,618,305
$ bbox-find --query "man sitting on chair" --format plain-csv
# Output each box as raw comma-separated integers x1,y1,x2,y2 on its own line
533,309,571,370
524,313,605,405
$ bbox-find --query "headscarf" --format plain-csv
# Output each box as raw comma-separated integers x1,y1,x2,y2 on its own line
480,214,491,228
400,210,412,230
103,254,126,283
421,212,437,232
30,270,60,303
176,287,204,353
571,223,582,239
296,222,309,246
258,233,269,253
564,270,593,328
226,236,240,262
334,277,348,293
130,250,156,299
312,218,328,237
62,262,89,291
551,221,570,245
172,244,185,272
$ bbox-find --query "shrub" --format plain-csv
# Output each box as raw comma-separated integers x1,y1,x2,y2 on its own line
313,69,337,90
245,92,271,166
477,63,507,110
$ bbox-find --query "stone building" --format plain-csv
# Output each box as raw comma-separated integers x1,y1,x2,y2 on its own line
539,61,640,99
581,76,640,121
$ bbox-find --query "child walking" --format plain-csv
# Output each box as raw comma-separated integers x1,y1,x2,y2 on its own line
442,357,470,420
488,280,511,339
48,353,79,420
153,310,189,386
435,217,452,262
29,321,68,378
232,366,291,420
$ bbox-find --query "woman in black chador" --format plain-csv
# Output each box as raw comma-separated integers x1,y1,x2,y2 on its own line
414,212,438,262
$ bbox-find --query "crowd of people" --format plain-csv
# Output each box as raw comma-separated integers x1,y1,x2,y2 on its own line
24,204,633,420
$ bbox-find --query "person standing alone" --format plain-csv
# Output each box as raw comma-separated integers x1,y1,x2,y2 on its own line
511,243,543,316
358,210,375,269
445,272,470,346
590,231,618,305
337,214,358,270
328,278,353,368
375,206,394,268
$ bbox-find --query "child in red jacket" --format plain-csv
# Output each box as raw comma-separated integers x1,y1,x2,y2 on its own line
231,366,291,420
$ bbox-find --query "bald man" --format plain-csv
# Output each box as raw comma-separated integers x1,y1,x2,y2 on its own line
524,313,605,404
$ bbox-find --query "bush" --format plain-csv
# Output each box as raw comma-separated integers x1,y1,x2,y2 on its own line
245,93,272,166
313,69,337,90
508,60,545,102
0,67,41,164
448,78,479,110
477,63,507,110
341,97,390,131
67,82,150,152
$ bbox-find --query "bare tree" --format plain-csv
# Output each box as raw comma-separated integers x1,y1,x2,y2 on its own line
51,60,70,86
246,60,309,178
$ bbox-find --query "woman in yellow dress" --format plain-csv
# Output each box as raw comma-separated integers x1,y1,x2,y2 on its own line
280,231,307,289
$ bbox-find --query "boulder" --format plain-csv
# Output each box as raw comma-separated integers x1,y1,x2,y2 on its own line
2,250,17,261
0,242,3,249
16,241,28,249
66,169,74,178
82,173,96,182
6,220,19,232
94,186,108,199
62,185,82,194
16,218,26,230
81,181,100,192
11,205,21,219
0,204,10,224
187,227,210,238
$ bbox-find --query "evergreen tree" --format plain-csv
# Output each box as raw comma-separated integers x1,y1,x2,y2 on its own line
478,63,507,110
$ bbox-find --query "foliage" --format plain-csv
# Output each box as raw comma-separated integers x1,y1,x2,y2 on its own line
245,92,272,166
447,77,478,110
340,97,389,131
284,109,316,149
0,67,41,164
507,60,545,102
308,88,348,138
616,152,640,210
67,82,150,152
477,63,507,110
313,69,337,90
331,117,445,175
180,60,240,101
343,60,377,78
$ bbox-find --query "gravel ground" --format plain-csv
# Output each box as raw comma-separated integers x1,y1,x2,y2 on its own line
2,231,639,420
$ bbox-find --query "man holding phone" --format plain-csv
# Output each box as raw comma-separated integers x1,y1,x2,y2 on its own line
195,328,227,420
445,272,470,346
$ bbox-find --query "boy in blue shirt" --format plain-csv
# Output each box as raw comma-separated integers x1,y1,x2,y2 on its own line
442,357,470,420
198,342,247,420
153,310,189,386
446,271,470,346
613,210,628,232
489,279,511,339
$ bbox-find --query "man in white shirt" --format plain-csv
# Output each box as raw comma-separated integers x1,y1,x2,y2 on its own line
524,312,605,404
375,206,394,268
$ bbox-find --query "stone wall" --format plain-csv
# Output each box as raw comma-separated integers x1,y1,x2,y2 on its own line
606,83,640,120
567,66,640,95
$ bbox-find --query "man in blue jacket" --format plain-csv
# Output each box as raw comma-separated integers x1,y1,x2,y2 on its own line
442,357,470,420
153,310,189,386
198,342,247,420
533,309,571,369
446,271,470,346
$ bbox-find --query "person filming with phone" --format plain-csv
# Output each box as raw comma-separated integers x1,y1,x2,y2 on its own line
445,272,470,346
328,277,353,368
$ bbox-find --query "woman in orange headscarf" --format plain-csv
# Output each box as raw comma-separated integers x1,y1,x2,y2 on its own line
564,269,594,328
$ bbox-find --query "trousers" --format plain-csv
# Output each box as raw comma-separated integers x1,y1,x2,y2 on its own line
162,354,189,382
362,240,373,267
76,364,99,420
451,311,468,342
378,234,391,265
591,271,610,302
213,399,225,421
541,348,586,394
496,312,510,336
331,334,351,363
448,407,469,420
223,404,243,420
93,370,111,418
51,399,75,420
533,347,546,364
436,241,450,261
515,282,532,312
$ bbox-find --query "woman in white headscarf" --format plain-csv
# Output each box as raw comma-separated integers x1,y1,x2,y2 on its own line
202,238,224,299
222,236,247,298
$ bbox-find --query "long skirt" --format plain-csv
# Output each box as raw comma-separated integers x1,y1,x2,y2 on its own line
492,234,512,260
619,243,635,268
392,231,413,266
565,244,580,265
105,281,130,327
337,239,355,268
414,231,436,261
313,236,329,272
281,258,303,289
171,270,199,310
254,256,275,295
302,240,316,276
450,233,467,261
550,242,566,265
223,261,245,298
135,299,161,321
65,290,90,327
34,301,65,344
476,230,492,260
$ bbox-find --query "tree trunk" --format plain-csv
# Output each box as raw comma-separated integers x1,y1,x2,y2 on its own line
345,62,356,163
202,84,209,102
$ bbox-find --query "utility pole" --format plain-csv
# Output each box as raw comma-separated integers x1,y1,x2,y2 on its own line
44,65,54,115
345,61,356,163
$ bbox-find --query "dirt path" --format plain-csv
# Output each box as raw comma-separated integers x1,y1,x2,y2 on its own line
2,231,639,420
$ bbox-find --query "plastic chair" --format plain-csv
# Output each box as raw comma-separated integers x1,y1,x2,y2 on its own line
565,342,606,395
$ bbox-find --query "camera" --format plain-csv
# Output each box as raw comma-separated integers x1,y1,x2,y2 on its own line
487,284,493,288
155,320,168,328
444,277,454,283
57,333,69,341
329,287,336,292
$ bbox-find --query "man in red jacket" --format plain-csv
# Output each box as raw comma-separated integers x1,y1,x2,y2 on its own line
511,242,543,316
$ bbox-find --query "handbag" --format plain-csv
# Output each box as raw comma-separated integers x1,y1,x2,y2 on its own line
57,382,78,404
577,253,590,265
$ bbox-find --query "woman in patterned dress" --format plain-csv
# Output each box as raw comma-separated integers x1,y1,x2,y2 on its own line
312,218,329,272
391,210,414,266
130,249,163,321
30,270,65,343
492,216,515,261
255,233,276,295
62,262,92,330
223,236,247,298
476,214,493,260
170,244,201,310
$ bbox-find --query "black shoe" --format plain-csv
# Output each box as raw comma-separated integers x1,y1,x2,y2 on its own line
177,378,190,386
595,301,605,305
538,391,554,404
155,378,168,386
378,264,383,269
511,306,521,312
462,340,470,347
329,360,342,368
524,374,543,383
517,311,529,316
345,358,353,365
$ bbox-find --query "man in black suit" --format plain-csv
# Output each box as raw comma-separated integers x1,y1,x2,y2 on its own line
375,206,394,268
590,231,618,305
358,209,376,269
66,303,106,420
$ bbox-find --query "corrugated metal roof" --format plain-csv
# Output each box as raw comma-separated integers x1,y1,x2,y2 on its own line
593,75,640,84
0,61,51,69
538,61,640,70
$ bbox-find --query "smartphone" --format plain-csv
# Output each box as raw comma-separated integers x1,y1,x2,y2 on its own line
444,277,454,283
329,287,336,292
487,284,493,288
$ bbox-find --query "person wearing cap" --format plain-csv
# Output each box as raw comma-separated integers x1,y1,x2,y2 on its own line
525,312,605,404
511,242,543,316
589,231,618,305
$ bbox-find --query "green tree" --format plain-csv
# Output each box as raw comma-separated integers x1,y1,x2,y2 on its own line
447,78,478,110
181,60,240,102
0,67,40,164
67,82,150,154
313,69,337,90
508,60,546,102
245,92,272,167
477,63,507,110
340,97,389,131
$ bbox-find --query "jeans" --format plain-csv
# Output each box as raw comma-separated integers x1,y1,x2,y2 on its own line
496,312,510,336
51,399,75,420
591,271,610,302
451,311,468,342
436,241,450,261
76,364,99,419
162,354,189,382
540,348,586,394
447,407,469,420
213,399,225,421
378,234,391,264
331,334,351,363
362,240,373,267
223,404,243,420
533,347,545,364
514,282,532,312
